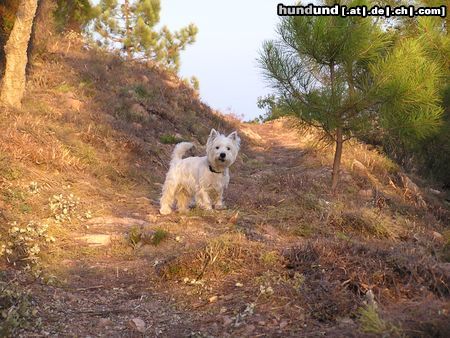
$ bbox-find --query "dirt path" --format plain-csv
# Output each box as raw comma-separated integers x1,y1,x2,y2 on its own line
18,120,450,337
19,121,298,337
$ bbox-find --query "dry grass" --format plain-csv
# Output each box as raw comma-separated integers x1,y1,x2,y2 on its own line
338,208,400,239
284,239,449,307
0,34,448,337
158,233,261,281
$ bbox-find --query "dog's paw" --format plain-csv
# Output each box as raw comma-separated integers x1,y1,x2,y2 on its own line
159,207,172,215
177,207,189,214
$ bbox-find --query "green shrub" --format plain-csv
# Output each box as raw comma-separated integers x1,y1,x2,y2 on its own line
49,193,80,223
358,304,400,335
0,278,38,336
1,221,55,272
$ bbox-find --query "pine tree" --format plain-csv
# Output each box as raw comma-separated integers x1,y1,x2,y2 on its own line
382,0,449,185
54,0,95,32
259,0,443,191
91,0,197,72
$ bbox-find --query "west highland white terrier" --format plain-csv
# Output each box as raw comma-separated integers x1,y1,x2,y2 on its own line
159,129,240,215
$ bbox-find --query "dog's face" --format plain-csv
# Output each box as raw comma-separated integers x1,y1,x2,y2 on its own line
206,129,240,169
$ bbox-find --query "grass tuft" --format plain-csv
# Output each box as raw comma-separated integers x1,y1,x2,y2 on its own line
151,228,169,246
159,134,184,144
340,209,397,239
127,227,169,248
442,230,450,262
260,250,282,266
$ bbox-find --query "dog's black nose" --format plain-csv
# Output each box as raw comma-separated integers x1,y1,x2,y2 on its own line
220,153,226,158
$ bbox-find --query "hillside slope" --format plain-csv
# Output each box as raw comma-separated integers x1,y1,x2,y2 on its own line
1,35,449,337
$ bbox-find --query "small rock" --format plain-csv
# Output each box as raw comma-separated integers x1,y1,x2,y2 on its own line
66,97,82,111
222,294,233,301
140,75,150,84
65,293,77,302
98,318,112,327
131,122,142,130
222,316,233,326
430,188,442,196
77,234,111,246
209,295,218,303
339,317,355,326
364,289,377,309
432,231,444,242
235,282,243,287
358,189,373,199
128,318,146,333
130,103,149,120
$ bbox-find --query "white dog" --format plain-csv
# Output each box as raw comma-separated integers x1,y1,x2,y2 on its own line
159,129,240,215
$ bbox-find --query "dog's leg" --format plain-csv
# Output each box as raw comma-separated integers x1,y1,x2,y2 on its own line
214,188,226,210
160,182,176,215
196,188,212,210
176,189,191,213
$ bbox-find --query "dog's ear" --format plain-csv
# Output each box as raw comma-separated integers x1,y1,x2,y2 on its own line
209,129,219,140
227,131,240,147
207,129,219,149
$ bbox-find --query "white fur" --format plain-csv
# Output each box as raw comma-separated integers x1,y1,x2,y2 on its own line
159,129,240,215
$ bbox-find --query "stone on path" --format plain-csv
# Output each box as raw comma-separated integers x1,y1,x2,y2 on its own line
76,234,111,246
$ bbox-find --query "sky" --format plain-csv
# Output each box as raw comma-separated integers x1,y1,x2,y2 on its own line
158,1,284,120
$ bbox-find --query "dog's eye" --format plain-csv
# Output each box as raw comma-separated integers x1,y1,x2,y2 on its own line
216,146,219,149
227,147,230,151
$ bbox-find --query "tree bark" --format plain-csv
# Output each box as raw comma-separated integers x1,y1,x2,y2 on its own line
331,127,343,192
124,0,132,60
0,0,38,108
329,60,343,192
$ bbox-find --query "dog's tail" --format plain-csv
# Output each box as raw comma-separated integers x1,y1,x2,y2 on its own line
171,142,194,165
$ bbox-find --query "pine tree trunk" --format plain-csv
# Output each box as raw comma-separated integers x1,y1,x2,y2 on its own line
331,127,343,192
0,0,38,108
124,0,132,60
